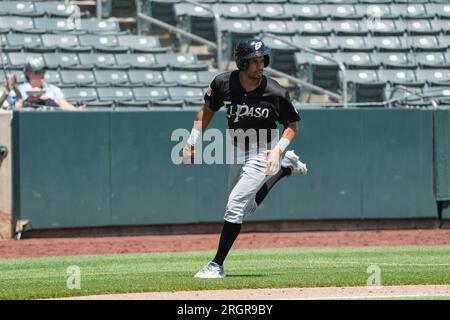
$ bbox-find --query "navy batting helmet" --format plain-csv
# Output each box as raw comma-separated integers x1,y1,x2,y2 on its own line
234,38,271,71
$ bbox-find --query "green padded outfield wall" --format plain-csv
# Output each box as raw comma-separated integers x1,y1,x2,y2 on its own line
435,109,450,202
12,108,438,230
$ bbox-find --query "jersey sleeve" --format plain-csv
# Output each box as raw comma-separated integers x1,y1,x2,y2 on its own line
278,90,301,126
204,77,223,112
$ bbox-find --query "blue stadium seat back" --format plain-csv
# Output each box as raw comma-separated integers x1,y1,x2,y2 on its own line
247,3,290,20
94,70,129,85
251,20,290,35
371,52,416,69
368,19,403,36
428,3,450,19
378,69,422,86
155,53,198,68
43,70,61,85
324,20,368,36
295,52,336,67
416,69,450,86
286,21,329,36
41,34,79,48
0,16,33,31
34,18,80,32
292,35,334,52
61,87,98,102
0,1,35,16
168,86,205,101
328,36,373,52
43,52,80,68
406,19,438,36
80,19,119,33
115,53,164,69
78,34,118,48
390,4,430,19
133,87,170,101
97,87,134,101
78,53,116,68
215,4,255,19
355,4,396,19
6,33,42,49
60,70,95,85
128,70,165,85
7,52,43,68
321,4,360,20
117,35,161,51
173,3,212,18
333,52,374,69
371,36,409,52
284,4,324,20
416,52,448,68
410,35,446,51
34,2,80,17
162,71,199,86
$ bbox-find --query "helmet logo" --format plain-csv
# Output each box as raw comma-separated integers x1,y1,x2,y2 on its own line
254,41,262,50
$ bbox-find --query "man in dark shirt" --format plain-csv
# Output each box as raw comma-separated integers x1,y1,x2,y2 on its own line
183,39,308,278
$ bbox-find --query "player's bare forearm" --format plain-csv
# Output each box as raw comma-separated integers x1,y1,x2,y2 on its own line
281,121,298,142
192,104,215,131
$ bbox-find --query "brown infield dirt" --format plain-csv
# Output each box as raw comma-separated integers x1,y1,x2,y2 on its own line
2,228,450,299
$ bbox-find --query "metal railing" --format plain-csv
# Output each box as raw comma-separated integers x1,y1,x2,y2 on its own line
135,0,222,68
388,86,438,109
261,32,348,108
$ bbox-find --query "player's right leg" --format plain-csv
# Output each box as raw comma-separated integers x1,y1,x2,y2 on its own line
255,150,307,205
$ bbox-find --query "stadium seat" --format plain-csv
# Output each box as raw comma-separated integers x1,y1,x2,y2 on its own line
427,3,450,19
0,16,33,32
385,86,430,108
324,20,368,36
146,0,179,26
6,33,42,50
218,20,258,59
44,70,61,85
78,34,118,49
328,36,374,52
371,52,416,69
416,69,450,86
162,71,200,87
410,36,446,51
41,34,79,49
128,70,164,86
97,87,134,101
284,4,325,20
364,19,400,36
43,53,80,69
117,35,166,53
378,70,423,87
60,70,95,86
168,87,205,106
78,53,117,69
34,2,82,18
286,21,330,36
340,70,386,103
7,52,43,68
371,36,409,52
390,4,431,19
94,70,129,86
423,86,450,105
216,4,255,19
79,19,119,33
0,1,35,16
62,87,98,103
333,52,375,69
197,70,223,87
296,52,339,90
415,52,448,68
405,19,439,36
155,54,208,71
247,4,290,20
251,21,291,36
133,87,170,101
261,36,296,73
115,53,164,70
355,4,396,19
173,3,215,41
321,5,361,20
292,35,335,52
33,18,82,33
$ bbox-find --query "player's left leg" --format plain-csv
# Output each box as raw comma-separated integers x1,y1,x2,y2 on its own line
255,150,307,205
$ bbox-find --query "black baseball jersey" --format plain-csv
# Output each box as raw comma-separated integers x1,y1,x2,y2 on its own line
204,70,300,134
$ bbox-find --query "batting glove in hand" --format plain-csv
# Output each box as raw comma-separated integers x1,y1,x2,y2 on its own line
182,145,195,165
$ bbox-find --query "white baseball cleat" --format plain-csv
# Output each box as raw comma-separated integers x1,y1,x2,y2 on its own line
194,261,226,279
281,150,308,176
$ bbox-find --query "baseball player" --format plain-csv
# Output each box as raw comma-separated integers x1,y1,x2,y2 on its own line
183,39,307,279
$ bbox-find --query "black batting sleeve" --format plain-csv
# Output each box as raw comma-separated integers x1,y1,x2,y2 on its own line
204,77,223,112
278,90,301,126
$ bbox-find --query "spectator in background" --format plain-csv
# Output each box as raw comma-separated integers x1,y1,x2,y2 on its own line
0,75,22,110
14,59,85,110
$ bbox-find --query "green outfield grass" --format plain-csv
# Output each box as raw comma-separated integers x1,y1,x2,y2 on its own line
0,245,450,299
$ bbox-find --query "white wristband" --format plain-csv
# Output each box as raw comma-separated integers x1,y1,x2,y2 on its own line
275,137,290,153
187,128,201,146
